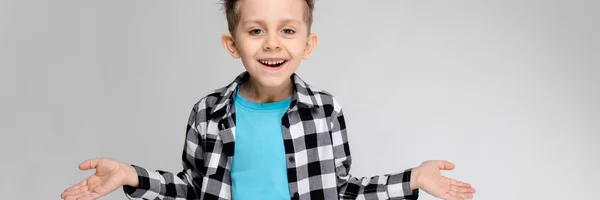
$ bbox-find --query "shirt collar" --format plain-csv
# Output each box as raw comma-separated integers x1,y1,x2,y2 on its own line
211,71,319,116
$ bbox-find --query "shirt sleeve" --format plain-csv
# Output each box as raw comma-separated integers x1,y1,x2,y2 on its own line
122,103,205,200
330,100,419,200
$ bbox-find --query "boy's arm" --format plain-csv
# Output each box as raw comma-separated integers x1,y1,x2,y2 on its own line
330,101,419,200
122,103,205,200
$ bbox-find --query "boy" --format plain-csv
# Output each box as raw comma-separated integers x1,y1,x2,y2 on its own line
61,0,476,199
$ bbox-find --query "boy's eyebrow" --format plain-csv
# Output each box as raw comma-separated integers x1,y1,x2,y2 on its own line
280,19,302,25
241,19,302,26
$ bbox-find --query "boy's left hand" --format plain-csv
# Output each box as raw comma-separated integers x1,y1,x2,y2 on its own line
411,160,476,200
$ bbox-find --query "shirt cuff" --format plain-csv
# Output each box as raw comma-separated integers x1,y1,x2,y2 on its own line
387,168,419,200
122,165,161,200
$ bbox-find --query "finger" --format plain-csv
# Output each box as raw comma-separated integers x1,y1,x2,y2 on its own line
458,192,474,199
64,180,86,192
460,186,475,194
62,185,88,198
76,179,88,187
437,160,455,171
77,192,100,200
444,197,463,200
443,191,464,200
442,192,463,200
450,179,474,191
64,191,87,200
450,185,469,193
79,158,101,171
61,188,80,198
63,185,81,194
450,179,469,187
67,180,89,191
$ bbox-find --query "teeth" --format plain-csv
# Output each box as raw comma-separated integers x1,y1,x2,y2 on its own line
260,60,285,65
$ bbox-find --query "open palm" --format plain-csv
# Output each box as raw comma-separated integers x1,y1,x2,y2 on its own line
61,158,130,200
416,160,476,200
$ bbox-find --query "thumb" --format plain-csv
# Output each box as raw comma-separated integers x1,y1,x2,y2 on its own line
79,158,101,171
436,160,455,171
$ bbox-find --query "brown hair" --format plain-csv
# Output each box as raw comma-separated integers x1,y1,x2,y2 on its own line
220,0,315,34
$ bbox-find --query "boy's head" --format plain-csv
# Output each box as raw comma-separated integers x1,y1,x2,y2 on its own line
220,0,318,90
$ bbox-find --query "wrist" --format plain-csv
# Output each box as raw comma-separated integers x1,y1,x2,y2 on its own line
123,164,139,187
410,166,421,190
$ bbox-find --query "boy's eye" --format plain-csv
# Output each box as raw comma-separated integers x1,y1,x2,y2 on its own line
282,29,295,35
250,29,263,35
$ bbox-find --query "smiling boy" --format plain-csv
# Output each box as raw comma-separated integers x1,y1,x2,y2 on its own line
60,0,476,199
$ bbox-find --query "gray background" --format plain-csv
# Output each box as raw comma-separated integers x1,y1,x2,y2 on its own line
1,0,598,199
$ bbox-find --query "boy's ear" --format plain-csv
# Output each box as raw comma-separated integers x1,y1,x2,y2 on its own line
222,33,240,58
302,33,318,59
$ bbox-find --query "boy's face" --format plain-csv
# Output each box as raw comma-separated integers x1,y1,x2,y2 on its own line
222,0,317,89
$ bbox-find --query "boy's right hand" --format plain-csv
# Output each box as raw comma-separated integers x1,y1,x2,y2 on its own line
60,158,139,200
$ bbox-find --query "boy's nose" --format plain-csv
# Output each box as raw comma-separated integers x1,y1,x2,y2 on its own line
262,34,281,50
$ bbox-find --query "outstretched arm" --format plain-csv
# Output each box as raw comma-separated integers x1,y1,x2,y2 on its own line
331,107,419,200
122,103,206,199
61,103,206,200
330,99,475,200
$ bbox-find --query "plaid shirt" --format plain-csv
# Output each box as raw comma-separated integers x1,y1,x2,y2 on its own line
123,72,419,200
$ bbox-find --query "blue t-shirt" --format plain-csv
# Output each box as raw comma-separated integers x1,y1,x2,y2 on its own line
231,87,292,200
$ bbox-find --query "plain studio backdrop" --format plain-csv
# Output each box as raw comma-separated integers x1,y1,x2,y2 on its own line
1,0,598,199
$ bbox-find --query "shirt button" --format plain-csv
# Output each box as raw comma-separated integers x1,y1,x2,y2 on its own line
293,192,299,199
288,156,295,163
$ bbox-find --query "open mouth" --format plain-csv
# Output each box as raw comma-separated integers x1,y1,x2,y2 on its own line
258,59,288,68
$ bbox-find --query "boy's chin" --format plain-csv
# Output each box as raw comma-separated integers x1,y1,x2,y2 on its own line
253,76,293,89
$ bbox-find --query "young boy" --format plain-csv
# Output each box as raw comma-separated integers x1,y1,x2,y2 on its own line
61,0,476,199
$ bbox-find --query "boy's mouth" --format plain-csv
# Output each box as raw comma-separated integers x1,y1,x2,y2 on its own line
258,59,288,68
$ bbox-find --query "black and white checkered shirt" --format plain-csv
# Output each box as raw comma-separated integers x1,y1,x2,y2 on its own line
123,72,419,200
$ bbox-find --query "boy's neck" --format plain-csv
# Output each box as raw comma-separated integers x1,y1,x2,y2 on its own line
239,77,293,104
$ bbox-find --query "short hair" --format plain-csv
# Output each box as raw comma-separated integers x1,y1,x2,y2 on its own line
220,0,315,34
